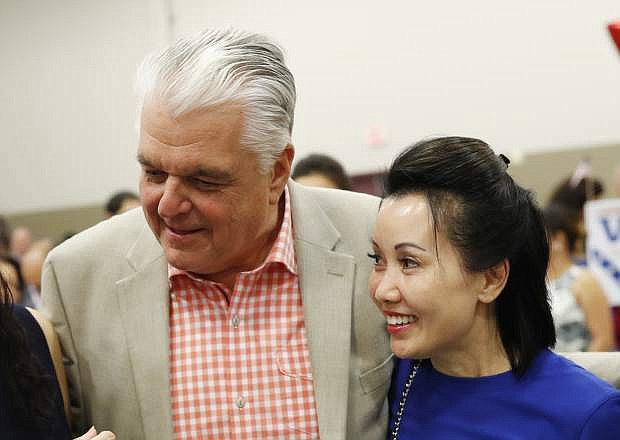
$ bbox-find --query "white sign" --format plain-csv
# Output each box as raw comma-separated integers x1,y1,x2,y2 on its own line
585,199,620,306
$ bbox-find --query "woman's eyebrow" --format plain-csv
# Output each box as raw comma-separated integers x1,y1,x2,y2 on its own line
395,242,427,252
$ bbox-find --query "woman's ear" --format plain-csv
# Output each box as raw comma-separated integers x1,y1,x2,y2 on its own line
478,259,510,304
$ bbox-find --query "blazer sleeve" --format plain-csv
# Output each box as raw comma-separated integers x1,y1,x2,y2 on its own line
41,257,87,436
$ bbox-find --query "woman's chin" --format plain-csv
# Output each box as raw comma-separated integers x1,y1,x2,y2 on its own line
391,341,426,360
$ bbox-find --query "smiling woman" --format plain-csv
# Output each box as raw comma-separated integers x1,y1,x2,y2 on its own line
370,136,620,440
369,192,507,371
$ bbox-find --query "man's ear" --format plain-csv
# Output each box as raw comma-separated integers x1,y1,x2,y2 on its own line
478,259,510,304
268,144,295,204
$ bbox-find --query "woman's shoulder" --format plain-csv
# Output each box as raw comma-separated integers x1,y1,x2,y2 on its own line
21,307,70,419
579,395,620,439
502,351,620,437
8,306,58,382
11,306,47,347
571,268,602,292
24,307,55,345
530,350,619,407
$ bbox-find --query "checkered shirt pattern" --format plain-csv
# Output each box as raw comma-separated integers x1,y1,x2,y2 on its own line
168,187,320,439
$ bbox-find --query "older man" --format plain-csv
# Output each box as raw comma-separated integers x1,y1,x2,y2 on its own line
42,29,391,439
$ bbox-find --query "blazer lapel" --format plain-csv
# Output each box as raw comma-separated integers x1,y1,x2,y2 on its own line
116,225,174,439
290,182,355,439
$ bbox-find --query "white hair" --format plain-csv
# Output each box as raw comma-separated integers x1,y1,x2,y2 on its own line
135,28,296,173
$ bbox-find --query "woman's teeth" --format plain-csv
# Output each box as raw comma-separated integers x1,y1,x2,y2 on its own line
386,315,418,325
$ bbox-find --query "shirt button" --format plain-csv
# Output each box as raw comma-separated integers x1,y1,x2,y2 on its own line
235,396,246,409
231,315,240,328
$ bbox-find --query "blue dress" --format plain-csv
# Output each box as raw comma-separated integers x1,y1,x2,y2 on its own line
389,349,620,439
0,306,71,439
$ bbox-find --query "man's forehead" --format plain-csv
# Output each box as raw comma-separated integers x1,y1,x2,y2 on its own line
140,101,244,149
141,100,243,128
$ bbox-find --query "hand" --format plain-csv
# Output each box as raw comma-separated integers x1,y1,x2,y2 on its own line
74,426,116,440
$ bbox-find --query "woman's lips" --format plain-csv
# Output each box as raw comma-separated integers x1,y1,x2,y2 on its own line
384,312,418,335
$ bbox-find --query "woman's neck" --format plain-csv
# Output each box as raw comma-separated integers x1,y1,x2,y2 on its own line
431,344,510,378
430,304,511,378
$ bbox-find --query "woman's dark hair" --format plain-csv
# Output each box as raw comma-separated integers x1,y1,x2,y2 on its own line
543,203,580,253
385,136,555,376
0,216,9,256
1,255,26,297
549,176,604,213
0,272,57,434
292,153,352,190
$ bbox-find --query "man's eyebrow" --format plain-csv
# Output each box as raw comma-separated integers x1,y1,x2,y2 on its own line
395,242,427,252
192,168,234,181
136,154,234,182
136,153,152,167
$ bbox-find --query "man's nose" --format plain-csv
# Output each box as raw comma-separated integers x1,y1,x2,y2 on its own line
157,178,192,218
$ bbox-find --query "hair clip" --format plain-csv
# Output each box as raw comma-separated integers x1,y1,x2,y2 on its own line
498,153,510,170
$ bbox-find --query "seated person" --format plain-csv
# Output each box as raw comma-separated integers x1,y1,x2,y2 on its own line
0,272,114,439
544,203,615,351
369,136,620,439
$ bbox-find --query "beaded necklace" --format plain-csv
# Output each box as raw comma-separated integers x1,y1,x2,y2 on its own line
391,359,422,440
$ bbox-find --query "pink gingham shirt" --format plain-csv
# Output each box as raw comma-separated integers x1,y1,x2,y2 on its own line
168,188,320,439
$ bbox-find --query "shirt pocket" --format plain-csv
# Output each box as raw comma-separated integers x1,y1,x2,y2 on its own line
275,344,319,439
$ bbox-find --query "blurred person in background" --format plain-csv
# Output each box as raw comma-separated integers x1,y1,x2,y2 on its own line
613,164,620,197
21,239,54,309
549,174,605,265
0,216,10,256
292,153,352,190
104,190,140,217
544,203,615,352
549,177,605,208
10,226,33,260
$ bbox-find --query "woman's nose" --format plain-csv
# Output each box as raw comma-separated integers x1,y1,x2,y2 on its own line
371,270,401,304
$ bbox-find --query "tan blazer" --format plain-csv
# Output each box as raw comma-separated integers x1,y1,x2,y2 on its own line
560,352,620,389
42,181,392,440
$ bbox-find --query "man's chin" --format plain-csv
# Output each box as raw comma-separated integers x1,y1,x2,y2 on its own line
164,249,205,272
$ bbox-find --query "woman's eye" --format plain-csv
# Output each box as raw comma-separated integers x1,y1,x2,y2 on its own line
401,258,418,269
367,252,382,265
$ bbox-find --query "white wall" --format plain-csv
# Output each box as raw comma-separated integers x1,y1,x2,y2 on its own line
1,0,165,214
2,0,620,214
